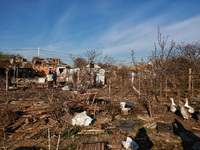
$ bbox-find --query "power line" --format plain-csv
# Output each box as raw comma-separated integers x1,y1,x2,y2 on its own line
0,48,149,65
40,49,69,55
0,48,37,51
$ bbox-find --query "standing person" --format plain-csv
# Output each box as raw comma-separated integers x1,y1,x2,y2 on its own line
53,70,57,86
46,71,53,89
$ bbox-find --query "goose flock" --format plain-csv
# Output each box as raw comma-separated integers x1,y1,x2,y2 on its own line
170,97,200,122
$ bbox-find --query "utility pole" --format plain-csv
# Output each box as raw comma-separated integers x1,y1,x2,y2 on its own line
38,47,40,58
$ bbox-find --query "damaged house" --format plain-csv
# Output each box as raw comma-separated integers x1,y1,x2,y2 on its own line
0,54,32,78
32,57,70,77
85,61,106,85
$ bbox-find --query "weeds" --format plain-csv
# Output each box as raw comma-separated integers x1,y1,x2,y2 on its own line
61,123,82,138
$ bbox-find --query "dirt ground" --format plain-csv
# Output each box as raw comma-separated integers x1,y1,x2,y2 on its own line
0,77,200,150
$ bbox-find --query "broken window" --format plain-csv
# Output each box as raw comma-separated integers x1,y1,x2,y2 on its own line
59,68,64,74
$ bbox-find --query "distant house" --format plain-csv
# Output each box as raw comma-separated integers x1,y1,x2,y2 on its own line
0,55,32,78
85,61,106,85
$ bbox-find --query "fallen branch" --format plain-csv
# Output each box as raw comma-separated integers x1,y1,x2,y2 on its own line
132,86,140,95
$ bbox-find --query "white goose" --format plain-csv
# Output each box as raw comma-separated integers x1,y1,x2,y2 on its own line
184,98,195,114
179,100,190,121
170,98,177,113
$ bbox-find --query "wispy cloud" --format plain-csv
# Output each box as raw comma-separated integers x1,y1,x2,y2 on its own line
162,15,200,43
90,14,200,57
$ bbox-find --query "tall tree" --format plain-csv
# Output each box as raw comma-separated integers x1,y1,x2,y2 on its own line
73,57,87,68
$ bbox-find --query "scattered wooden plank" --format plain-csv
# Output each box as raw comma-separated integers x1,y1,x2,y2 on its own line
91,93,97,105
192,127,200,131
78,129,105,135
132,86,140,95
76,142,105,150
7,118,26,131
23,107,50,112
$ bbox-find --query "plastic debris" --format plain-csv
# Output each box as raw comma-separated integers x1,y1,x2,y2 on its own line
9,86,13,90
62,85,70,91
122,137,139,149
120,101,126,108
121,101,134,107
72,111,92,126
120,101,132,115
38,78,45,84
121,107,130,115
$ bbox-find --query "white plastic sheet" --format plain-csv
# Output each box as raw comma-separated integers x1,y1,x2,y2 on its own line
122,137,139,149
62,85,69,91
38,78,45,84
72,111,92,126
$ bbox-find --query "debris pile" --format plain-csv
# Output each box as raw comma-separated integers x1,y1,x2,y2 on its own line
0,74,200,150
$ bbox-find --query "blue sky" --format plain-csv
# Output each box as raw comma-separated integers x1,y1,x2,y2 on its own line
0,0,200,66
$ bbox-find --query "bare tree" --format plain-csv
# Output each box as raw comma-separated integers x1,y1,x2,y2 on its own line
131,49,139,72
134,28,176,117
98,55,115,69
84,50,102,63
151,28,175,100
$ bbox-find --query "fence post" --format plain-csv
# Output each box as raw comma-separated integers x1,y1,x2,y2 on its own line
6,69,8,95
109,78,111,100
139,75,141,99
48,128,50,150
192,79,194,98
189,68,192,92
165,78,168,98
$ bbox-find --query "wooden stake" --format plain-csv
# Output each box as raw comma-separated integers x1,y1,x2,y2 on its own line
166,78,168,98
93,103,97,119
192,78,194,98
56,131,61,150
189,68,192,92
48,128,51,150
109,79,111,99
139,75,141,99
6,69,8,95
